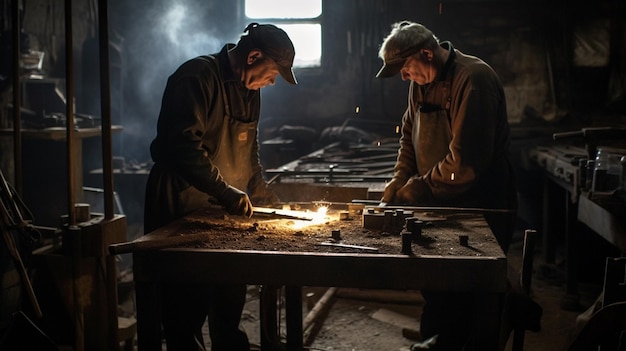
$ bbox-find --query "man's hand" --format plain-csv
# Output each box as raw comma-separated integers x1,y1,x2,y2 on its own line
394,177,432,205
219,186,253,217
250,183,281,206
381,178,407,204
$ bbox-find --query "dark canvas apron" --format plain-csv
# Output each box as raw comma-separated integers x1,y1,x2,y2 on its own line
414,81,452,176
210,87,256,192
411,61,516,251
176,75,256,215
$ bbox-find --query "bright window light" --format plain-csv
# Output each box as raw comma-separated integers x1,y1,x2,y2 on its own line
279,24,321,67
244,0,322,68
245,0,321,19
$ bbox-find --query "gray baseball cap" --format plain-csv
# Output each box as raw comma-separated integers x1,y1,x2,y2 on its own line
376,44,421,78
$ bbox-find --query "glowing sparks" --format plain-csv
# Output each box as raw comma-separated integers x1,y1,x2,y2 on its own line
314,205,328,219
290,205,329,229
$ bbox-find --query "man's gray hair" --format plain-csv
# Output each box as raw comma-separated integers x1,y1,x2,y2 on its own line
378,21,439,61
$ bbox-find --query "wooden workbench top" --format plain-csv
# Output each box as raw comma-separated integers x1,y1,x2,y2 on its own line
111,206,503,258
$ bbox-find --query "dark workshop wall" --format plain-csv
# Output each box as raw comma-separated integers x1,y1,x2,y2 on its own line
1,0,626,230
108,0,626,162
2,0,625,164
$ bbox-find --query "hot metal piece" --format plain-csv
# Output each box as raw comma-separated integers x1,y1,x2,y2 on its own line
252,206,315,221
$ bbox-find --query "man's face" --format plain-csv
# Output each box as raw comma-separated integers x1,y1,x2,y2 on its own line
399,53,434,85
243,52,280,90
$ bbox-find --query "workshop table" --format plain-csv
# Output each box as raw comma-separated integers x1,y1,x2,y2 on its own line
111,206,507,351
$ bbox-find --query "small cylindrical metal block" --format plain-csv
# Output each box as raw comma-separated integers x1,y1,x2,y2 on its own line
406,217,423,238
339,211,350,220
74,203,91,223
459,235,469,246
393,209,406,232
401,231,413,255
331,230,341,241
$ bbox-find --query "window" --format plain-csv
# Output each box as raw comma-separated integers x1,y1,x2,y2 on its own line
245,0,322,68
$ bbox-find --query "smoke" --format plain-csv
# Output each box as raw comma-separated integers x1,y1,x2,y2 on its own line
115,0,225,162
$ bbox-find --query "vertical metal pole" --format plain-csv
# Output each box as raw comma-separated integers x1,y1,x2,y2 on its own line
64,2,84,351
98,0,114,220
97,2,120,349
65,0,76,226
11,0,22,194
285,286,303,349
260,286,280,350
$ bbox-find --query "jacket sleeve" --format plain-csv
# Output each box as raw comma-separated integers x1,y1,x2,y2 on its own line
152,67,229,197
393,82,420,183
422,65,502,199
248,121,269,193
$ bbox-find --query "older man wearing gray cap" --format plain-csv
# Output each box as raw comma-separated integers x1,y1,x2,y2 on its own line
144,23,297,350
376,21,518,351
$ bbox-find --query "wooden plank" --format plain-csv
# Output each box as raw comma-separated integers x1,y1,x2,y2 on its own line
133,249,507,292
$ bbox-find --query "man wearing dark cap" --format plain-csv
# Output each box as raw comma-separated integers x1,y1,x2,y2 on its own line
376,21,518,351
144,23,297,350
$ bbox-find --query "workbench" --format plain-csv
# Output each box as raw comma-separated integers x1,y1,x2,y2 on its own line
530,144,626,310
111,206,507,351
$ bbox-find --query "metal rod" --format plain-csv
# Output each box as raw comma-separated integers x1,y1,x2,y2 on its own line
1,229,42,318
0,169,42,318
303,287,337,346
11,0,22,194
252,206,315,221
97,2,120,348
65,0,76,226
64,2,83,350
318,242,379,252
98,0,115,220
352,200,516,214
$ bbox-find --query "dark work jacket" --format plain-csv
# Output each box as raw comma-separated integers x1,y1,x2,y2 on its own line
392,42,517,251
394,42,517,212
144,44,266,233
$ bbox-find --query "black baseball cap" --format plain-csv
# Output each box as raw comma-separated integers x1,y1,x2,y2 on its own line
243,23,297,84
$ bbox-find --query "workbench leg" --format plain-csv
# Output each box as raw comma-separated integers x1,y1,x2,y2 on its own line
562,192,581,311
285,286,303,351
135,282,162,351
542,177,557,265
472,293,504,351
260,285,279,351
